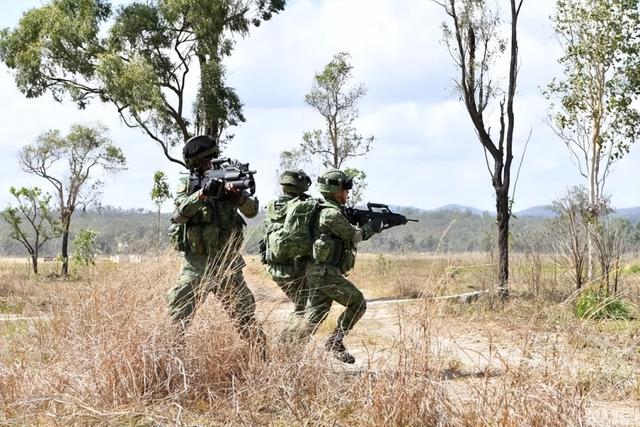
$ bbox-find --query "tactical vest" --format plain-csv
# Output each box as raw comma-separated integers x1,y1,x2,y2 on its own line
172,174,246,256
312,204,357,274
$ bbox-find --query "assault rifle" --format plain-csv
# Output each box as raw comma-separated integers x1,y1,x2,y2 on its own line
345,202,418,231
199,158,256,199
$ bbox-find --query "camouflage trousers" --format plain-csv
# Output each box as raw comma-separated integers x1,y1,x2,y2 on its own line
295,264,367,338
167,252,265,345
271,274,310,343
272,275,309,316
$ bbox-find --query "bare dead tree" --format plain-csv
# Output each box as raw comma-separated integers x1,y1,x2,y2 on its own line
435,0,524,298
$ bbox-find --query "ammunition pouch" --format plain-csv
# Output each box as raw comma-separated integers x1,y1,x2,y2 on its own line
312,234,355,273
339,246,356,274
168,222,188,253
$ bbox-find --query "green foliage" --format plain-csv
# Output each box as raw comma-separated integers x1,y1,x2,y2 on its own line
72,228,100,267
343,167,367,207
19,123,126,275
625,264,640,275
0,186,61,274
0,0,286,164
575,288,632,320
150,170,172,208
150,170,172,252
546,0,640,203
299,52,375,169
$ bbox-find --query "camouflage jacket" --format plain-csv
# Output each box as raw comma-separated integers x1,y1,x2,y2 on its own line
309,198,374,274
172,175,258,258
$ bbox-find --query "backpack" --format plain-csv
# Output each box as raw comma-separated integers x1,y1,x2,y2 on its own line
262,197,325,265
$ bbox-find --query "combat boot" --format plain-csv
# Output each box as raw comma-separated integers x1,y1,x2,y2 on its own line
325,331,355,364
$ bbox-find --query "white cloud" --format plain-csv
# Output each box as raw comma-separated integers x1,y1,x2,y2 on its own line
0,0,639,214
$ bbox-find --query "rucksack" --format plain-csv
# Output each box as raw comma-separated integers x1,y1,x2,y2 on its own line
262,197,325,265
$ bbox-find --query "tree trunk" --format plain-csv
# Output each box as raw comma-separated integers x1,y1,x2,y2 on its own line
157,208,162,254
61,215,71,276
496,186,510,299
31,254,38,275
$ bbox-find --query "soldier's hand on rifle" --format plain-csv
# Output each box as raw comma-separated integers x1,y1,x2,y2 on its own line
202,178,224,199
224,182,248,204
225,182,239,193
367,217,383,233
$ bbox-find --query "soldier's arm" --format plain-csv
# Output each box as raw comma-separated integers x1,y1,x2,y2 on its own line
172,179,206,224
238,196,259,218
322,209,374,244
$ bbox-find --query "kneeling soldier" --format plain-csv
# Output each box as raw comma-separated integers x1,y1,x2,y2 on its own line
302,169,381,364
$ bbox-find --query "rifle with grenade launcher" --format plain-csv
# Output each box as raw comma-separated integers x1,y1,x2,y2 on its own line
195,158,256,199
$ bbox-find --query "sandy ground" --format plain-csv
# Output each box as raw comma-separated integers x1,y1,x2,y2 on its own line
253,284,640,427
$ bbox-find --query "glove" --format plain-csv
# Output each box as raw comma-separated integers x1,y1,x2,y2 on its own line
367,217,383,233
202,177,224,199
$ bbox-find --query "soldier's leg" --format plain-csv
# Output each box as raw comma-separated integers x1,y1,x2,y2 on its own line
314,272,366,364
274,275,308,316
166,253,208,326
213,265,266,349
320,275,367,334
295,274,334,338
277,275,311,343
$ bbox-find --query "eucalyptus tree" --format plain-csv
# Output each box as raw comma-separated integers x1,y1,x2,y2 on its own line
0,0,286,166
434,0,524,298
545,0,640,279
0,187,61,274
19,123,126,276
287,52,374,206
150,170,172,251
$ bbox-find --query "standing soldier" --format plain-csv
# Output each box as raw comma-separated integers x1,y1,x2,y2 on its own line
300,169,381,364
167,135,265,351
263,170,313,321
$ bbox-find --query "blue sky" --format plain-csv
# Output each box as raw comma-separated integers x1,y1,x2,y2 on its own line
0,0,638,213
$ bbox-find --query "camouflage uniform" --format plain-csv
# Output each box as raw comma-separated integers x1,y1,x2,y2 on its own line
265,193,310,315
304,197,376,337
167,175,265,345
291,169,379,363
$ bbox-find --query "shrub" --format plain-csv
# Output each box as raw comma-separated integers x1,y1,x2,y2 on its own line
575,288,632,320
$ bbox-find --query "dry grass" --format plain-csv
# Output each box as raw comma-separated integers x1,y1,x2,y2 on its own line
1,252,639,425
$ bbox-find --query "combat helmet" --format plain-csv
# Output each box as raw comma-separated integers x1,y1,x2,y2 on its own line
280,169,311,195
182,135,220,169
317,169,353,194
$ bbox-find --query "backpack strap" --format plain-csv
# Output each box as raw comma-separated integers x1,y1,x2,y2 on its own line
308,200,334,240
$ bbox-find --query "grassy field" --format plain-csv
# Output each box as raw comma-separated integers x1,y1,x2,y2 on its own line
1,252,640,425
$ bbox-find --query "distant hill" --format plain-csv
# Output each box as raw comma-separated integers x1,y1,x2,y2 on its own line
432,204,488,216
516,205,556,218
429,204,640,224
614,207,640,225
1,204,639,257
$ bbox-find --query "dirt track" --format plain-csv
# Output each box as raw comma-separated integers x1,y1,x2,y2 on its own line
258,293,640,427
3,285,638,426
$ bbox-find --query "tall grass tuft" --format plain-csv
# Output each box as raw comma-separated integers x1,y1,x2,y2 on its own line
0,253,593,425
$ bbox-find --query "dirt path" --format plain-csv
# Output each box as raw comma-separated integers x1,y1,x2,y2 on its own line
258,294,639,426
5,284,637,426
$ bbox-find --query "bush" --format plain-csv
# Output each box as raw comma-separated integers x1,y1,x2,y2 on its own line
575,288,632,320
625,263,640,275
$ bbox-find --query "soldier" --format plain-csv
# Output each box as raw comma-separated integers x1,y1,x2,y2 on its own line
167,135,265,351
300,169,381,364
263,170,313,318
